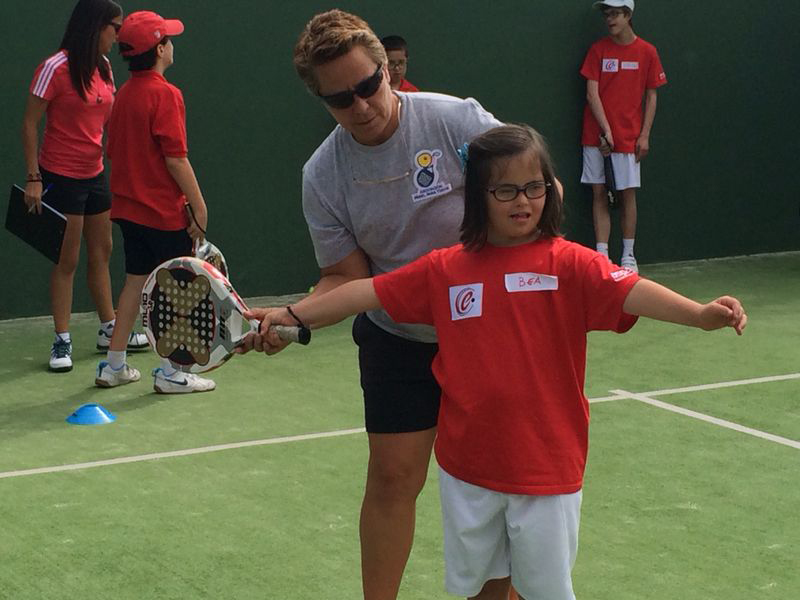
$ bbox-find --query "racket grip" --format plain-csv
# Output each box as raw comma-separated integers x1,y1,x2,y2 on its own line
272,325,311,345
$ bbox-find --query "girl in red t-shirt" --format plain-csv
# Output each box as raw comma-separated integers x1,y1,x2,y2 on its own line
248,124,746,599
21,0,148,372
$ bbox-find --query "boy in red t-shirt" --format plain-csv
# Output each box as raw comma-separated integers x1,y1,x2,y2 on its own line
95,10,214,394
580,0,666,273
381,35,420,92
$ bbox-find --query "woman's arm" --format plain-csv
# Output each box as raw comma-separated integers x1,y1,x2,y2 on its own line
21,94,49,213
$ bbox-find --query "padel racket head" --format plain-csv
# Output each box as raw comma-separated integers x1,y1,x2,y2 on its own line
140,256,249,374
195,239,229,278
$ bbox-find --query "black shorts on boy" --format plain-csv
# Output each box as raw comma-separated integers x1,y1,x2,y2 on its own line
115,218,192,276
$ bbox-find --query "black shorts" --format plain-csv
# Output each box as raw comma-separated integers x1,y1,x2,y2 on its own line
116,219,193,276
40,167,111,216
352,313,441,434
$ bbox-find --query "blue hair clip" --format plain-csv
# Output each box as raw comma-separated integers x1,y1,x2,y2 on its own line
456,143,469,173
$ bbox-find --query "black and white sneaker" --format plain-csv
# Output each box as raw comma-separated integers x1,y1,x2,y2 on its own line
49,338,73,372
96,327,150,351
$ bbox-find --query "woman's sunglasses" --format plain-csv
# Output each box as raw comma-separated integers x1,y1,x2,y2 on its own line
319,64,383,109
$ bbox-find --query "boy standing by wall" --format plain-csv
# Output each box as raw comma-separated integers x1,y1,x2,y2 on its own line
381,35,420,92
580,0,666,272
96,10,214,393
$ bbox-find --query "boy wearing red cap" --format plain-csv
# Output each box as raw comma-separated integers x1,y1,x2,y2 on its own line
580,0,666,273
96,10,215,393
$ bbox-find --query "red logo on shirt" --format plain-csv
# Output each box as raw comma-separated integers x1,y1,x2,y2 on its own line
455,288,476,316
602,58,619,72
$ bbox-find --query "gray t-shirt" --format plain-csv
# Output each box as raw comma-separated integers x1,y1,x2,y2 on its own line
302,91,501,342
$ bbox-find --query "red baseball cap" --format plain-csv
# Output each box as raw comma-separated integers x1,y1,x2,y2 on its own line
118,11,184,57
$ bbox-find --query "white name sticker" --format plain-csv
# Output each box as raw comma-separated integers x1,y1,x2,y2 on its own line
505,273,558,292
602,58,619,72
621,61,639,70
610,268,636,282
449,283,483,320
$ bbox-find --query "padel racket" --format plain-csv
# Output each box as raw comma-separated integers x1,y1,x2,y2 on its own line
195,238,228,278
140,256,310,373
600,134,618,209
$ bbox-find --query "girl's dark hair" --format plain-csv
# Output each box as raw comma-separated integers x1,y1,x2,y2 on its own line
460,124,563,251
59,0,122,101
121,37,169,71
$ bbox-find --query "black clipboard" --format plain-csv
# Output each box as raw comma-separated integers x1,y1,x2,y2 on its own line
5,184,67,264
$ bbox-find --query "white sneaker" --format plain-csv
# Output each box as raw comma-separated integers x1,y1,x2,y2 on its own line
153,368,216,394
97,328,150,351
49,338,73,372
620,255,639,273
95,361,141,387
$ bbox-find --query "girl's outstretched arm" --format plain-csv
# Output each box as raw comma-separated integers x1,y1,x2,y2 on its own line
623,279,747,335
259,278,382,345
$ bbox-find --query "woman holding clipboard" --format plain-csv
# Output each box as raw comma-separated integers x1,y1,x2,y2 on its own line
21,0,147,372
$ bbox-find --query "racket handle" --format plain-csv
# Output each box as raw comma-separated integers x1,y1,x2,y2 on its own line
272,325,311,345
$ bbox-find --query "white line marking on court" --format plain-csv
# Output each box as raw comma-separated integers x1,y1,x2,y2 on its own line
587,372,800,404
1,373,797,480
0,428,365,480
589,394,623,403
612,389,800,450
641,373,800,397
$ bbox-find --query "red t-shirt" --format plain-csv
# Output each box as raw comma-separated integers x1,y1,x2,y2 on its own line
580,36,667,152
107,71,189,230
30,51,115,179
398,78,419,92
374,237,640,495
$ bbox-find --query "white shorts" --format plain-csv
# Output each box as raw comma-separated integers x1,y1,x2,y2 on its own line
438,467,582,599
581,146,641,189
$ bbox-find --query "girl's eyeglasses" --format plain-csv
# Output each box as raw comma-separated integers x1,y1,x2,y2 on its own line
487,181,551,202
108,21,122,33
319,64,383,109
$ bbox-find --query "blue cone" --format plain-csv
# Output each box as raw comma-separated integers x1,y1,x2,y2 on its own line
66,403,116,425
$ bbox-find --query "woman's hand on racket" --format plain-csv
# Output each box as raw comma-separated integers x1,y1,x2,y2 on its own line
24,180,43,214
699,296,747,335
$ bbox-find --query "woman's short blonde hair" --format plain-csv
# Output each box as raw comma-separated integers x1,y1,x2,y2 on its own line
293,9,388,95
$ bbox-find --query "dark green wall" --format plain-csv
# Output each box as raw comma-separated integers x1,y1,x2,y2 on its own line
2,1,798,319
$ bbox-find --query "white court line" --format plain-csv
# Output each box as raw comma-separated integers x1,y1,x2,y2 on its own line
613,389,800,450
641,373,800,397
0,428,365,480
1,373,797,479
588,373,800,404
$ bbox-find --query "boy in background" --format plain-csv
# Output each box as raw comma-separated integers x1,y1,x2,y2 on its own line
95,10,214,393
381,35,420,92
580,0,666,272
